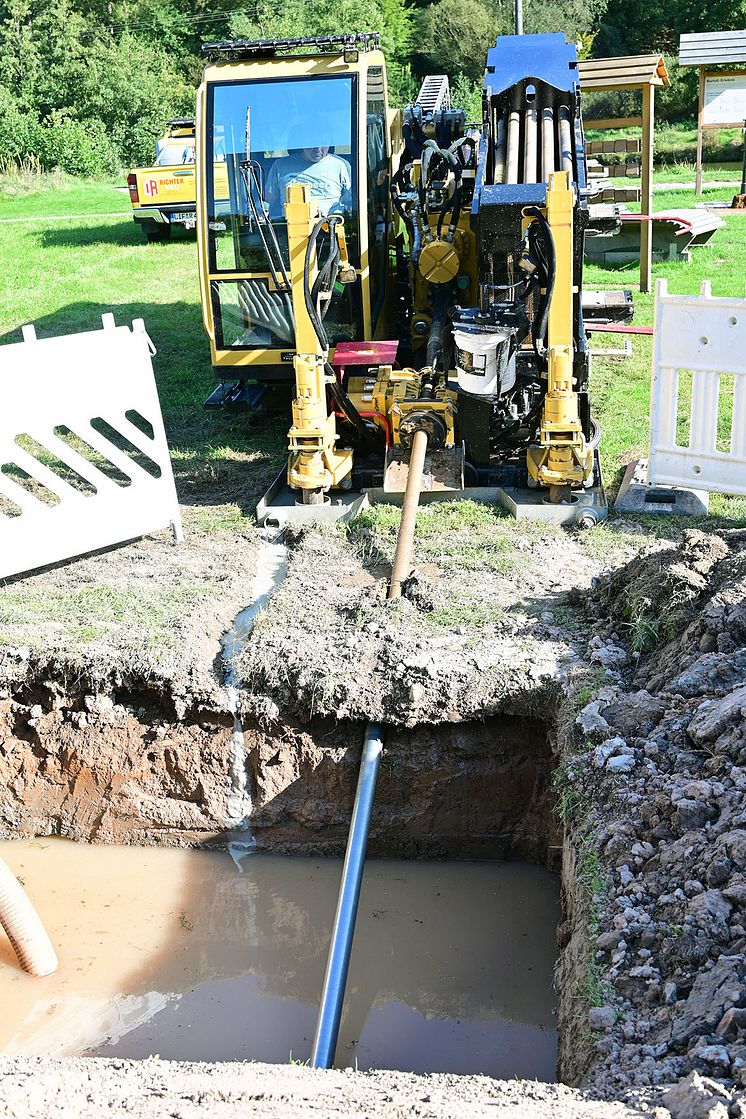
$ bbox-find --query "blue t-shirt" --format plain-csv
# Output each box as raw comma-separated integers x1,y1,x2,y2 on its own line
265,153,351,217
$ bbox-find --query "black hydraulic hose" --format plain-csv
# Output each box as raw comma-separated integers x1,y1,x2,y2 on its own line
326,366,376,450
300,218,377,452
439,182,462,239
411,198,422,264
524,206,556,368
422,139,461,176
450,135,477,165
304,216,338,351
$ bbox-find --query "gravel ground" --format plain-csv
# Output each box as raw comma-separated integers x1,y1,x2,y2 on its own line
0,1057,661,1119
559,529,746,1099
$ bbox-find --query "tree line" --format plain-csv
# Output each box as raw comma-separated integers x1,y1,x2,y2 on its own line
1,0,745,175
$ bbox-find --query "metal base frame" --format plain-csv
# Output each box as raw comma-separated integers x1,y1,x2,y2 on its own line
256,452,608,529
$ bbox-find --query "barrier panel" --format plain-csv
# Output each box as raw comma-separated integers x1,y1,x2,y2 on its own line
0,315,182,580
649,280,746,497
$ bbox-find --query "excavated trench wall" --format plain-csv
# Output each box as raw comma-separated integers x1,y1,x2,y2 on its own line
0,683,558,861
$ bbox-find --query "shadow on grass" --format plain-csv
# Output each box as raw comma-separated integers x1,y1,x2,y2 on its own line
0,299,288,516
38,220,197,250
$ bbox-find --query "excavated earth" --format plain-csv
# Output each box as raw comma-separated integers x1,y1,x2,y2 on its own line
1,505,745,1118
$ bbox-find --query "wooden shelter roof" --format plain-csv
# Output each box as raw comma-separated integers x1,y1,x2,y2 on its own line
578,54,670,91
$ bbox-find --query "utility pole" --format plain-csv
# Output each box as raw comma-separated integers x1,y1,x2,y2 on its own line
515,0,523,34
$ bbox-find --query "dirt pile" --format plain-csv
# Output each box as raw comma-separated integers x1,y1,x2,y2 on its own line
234,517,624,727
558,529,746,1100
0,1056,661,1119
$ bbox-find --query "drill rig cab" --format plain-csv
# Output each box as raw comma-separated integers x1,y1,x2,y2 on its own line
196,34,392,383
195,32,607,526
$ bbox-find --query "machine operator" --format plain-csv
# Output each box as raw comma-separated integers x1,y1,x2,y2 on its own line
264,143,351,218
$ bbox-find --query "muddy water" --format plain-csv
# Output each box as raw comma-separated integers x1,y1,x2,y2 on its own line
0,839,559,1080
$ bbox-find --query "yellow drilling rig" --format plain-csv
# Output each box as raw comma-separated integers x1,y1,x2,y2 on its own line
195,31,606,528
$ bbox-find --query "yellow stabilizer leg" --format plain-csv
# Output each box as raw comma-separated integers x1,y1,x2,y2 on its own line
285,183,353,500
526,170,593,498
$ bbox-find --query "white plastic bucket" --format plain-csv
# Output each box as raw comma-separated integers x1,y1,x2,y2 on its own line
453,327,516,397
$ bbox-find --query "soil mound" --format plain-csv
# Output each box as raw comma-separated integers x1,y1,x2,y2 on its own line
561,529,746,1102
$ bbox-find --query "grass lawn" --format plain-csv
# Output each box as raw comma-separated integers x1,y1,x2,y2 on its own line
585,120,743,167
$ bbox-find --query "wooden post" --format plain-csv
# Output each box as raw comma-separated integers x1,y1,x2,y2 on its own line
640,83,654,294
695,67,705,196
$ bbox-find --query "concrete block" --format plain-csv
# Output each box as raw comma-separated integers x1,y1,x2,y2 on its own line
614,460,710,517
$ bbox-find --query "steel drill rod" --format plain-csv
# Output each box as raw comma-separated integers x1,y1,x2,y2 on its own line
541,106,555,181
311,720,385,1069
558,105,573,179
387,428,429,600
494,111,507,185
506,109,521,184
524,105,538,184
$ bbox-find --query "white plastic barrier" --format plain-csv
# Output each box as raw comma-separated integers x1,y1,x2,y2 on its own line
649,280,746,496
0,315,182,580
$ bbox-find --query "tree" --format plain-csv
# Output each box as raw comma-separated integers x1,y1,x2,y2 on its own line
413,0,509,85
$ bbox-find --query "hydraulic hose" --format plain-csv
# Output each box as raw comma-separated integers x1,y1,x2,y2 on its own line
300,220,377,453
0,856,58,976
524,206,556,367
326,365,376,450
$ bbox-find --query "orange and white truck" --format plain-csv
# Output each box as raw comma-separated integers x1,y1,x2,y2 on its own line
127,118,197,242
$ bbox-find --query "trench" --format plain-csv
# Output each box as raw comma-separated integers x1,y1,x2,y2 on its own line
0,540,577,1084
0,709,565,1080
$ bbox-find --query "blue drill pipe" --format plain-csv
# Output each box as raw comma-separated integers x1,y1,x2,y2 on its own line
311,720,385,1068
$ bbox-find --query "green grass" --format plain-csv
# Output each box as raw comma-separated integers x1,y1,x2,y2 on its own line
0,174,131,218
349,500,560,575
585,120,743,167
0,581,218,649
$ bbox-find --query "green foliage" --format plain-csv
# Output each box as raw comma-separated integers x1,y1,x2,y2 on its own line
413,0,509,84
0,0,197,170
231,0,414,105
593,0,746,121
0,0,735,175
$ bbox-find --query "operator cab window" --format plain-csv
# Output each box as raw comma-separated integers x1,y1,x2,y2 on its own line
207,75,362,351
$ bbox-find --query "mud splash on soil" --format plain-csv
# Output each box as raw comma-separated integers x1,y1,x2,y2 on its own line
0,839,560,1080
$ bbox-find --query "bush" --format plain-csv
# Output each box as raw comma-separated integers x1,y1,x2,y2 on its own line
35,115,121,176
0,85,40,163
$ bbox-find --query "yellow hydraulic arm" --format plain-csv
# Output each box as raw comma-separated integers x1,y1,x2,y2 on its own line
526,170,593,500
285,183,354,504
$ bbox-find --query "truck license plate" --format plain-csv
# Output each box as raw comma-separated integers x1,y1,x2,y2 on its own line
172,212,196,228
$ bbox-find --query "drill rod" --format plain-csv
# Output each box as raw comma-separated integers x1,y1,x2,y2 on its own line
387,427,429,600
311,719,384,1068
312,429,427,1067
